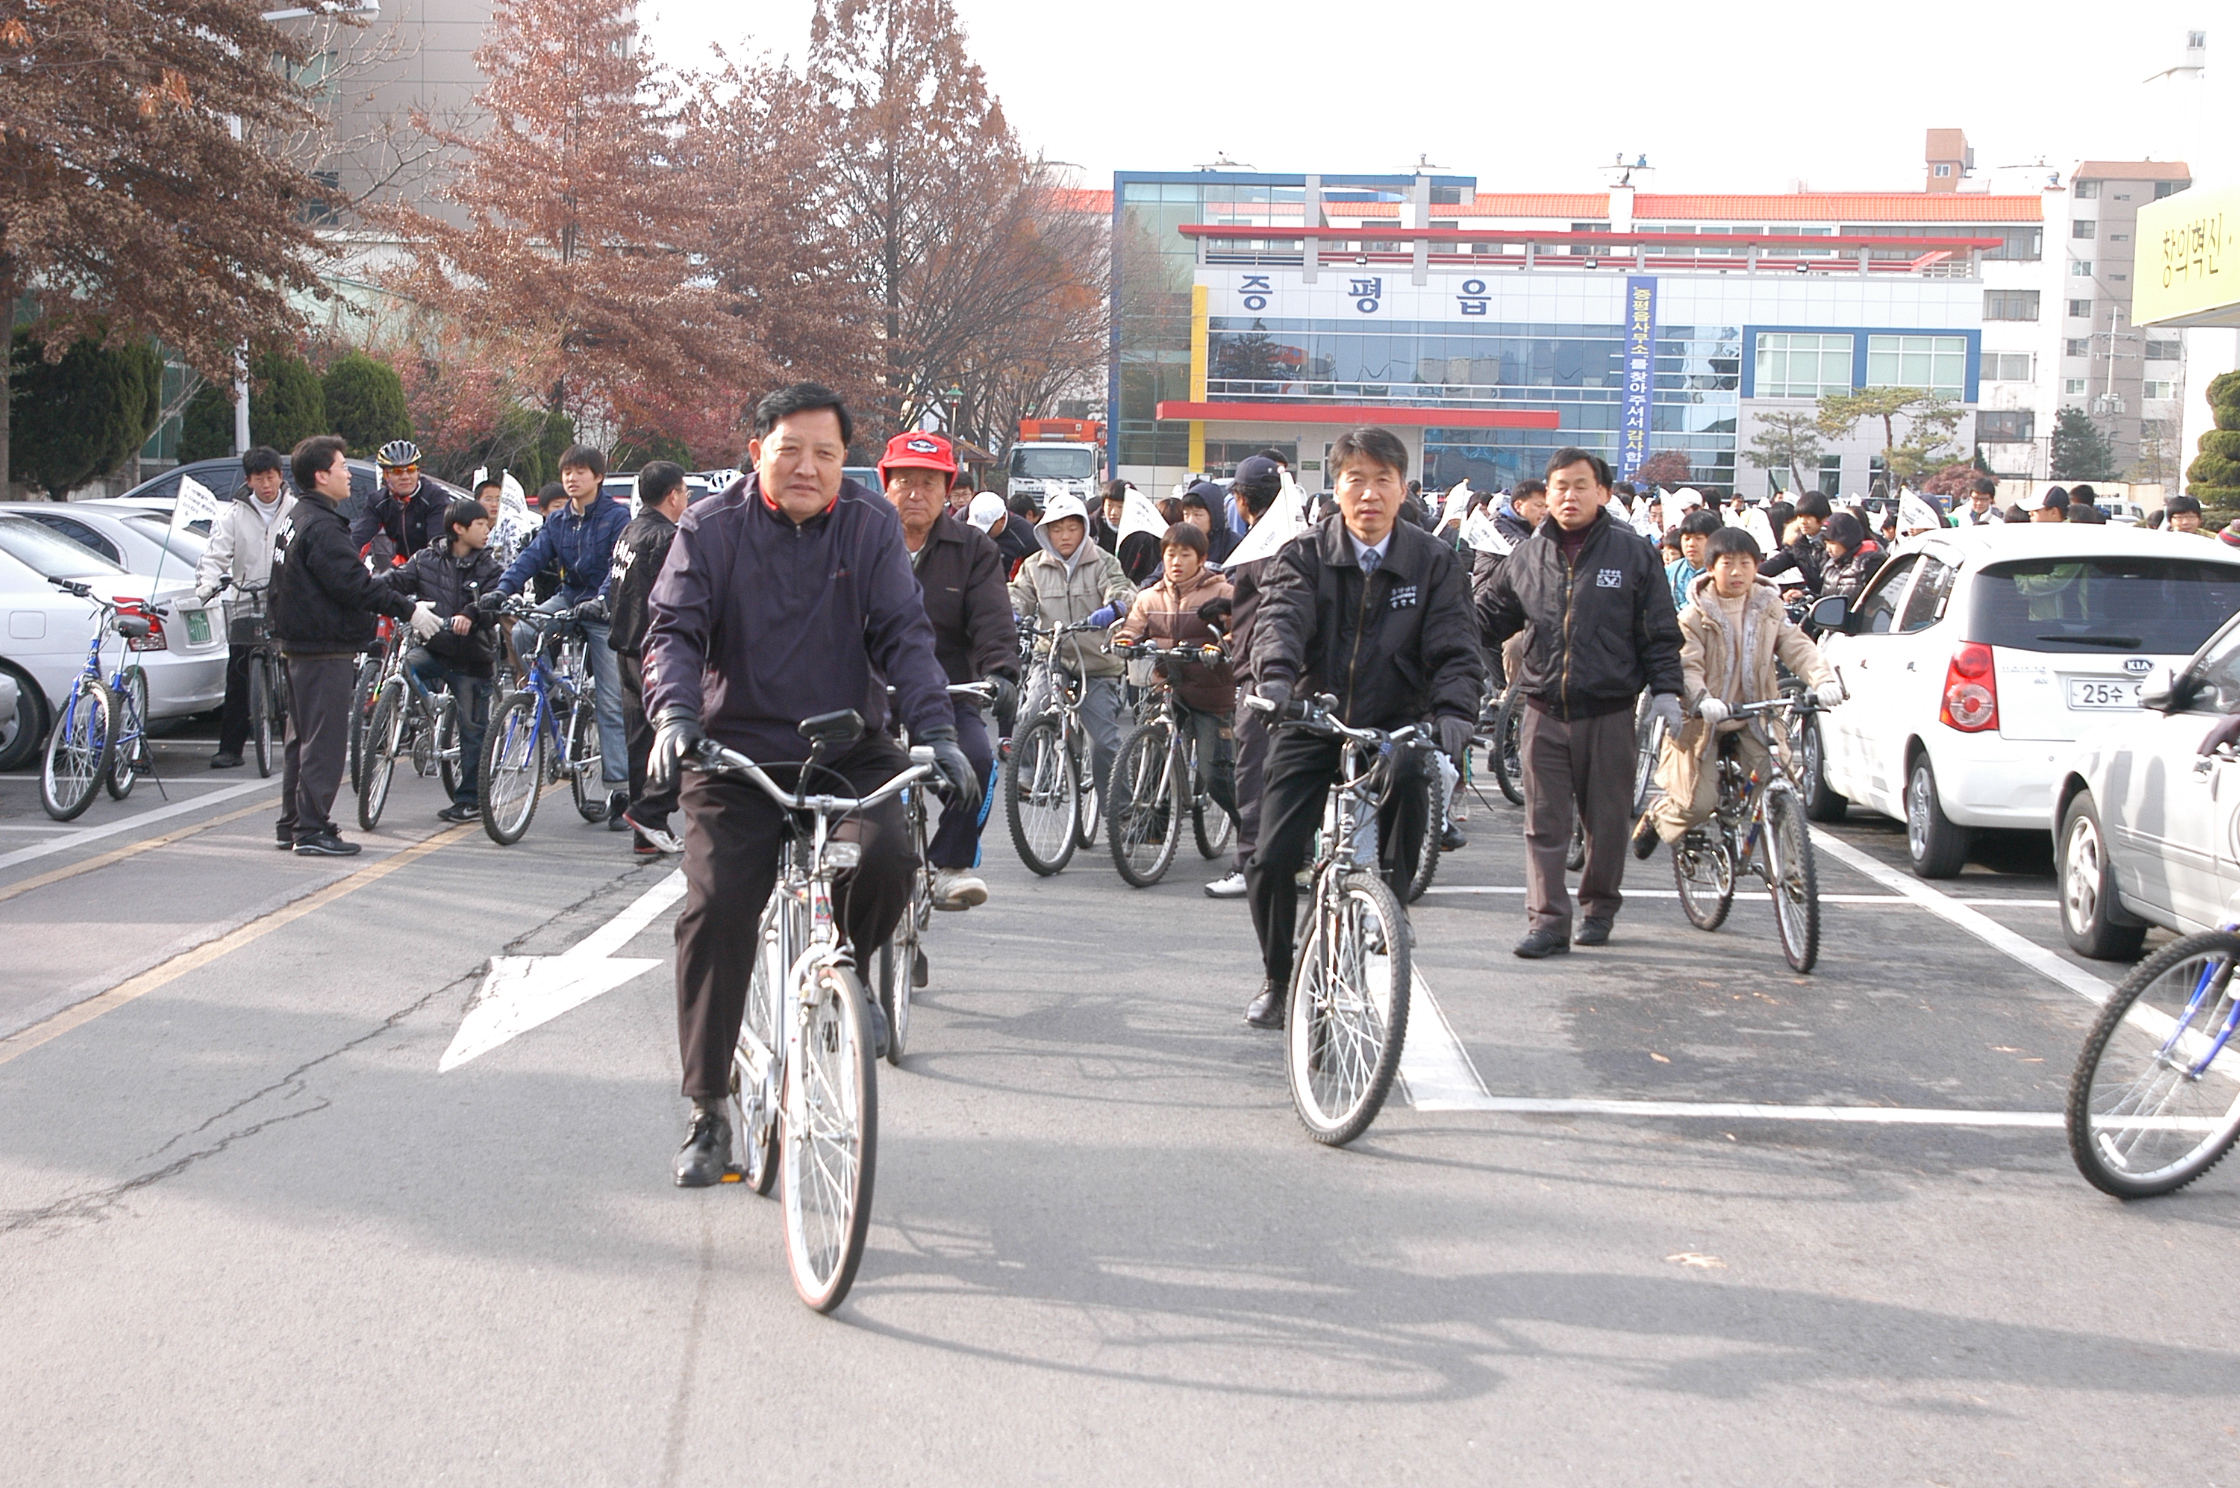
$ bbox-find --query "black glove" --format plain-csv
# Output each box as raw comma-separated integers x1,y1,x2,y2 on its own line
648,706,705,794
1254,678,1292,715
572,597,609,625
475,590,510,615
985,673,1018,719
1195,596,1233,630
919,724,983,820
1436,714,1474,765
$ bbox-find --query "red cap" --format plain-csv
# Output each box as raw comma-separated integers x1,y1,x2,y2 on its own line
878,431,957,480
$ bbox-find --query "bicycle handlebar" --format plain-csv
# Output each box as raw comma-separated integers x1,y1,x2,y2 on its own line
1110,640,1228,666
1248,691,1422,749
683,741,937,816
1723,690,1826,719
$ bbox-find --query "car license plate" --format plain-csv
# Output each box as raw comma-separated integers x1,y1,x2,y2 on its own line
186,609,212,646
2068,678,2141,709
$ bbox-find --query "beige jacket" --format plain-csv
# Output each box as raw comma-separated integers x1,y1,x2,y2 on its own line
1009,541,1132,678
1657,574,1834,797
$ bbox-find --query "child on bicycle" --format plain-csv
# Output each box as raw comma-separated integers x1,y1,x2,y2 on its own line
384,498,504,822
1632,526,1844,857
1111,522,1238,822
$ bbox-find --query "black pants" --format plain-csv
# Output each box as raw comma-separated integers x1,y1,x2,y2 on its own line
1230,691,1270,873
1244,730,1430,990
673,735,915,1099
217,644,254,756
924,701,994,870
617,650,678,825
279,654,354,841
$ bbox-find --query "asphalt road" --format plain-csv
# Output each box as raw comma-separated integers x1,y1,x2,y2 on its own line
3,721,2236,1486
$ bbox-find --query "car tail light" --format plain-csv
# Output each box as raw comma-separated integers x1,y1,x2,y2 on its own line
117,600,168,652
1940,642,1997,732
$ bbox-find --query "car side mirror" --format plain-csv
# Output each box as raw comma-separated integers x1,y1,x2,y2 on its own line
2140,664,2195,713
1808,595,1852,635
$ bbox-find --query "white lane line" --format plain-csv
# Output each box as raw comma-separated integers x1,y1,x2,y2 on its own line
1396,966,1492,1109
1417,885,2054,907
440,870,686,1072
1807,829,2115,1007
1450,1097,2061,1127
0,779,276,872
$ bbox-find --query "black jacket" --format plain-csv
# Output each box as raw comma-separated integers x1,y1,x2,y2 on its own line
1761,533,1826,594
1252,514,1482,731
350,477,452,566
1480,508,1684,720
605,507,678,656
991,512,1040,575
383,538,504,673
271,491,415,656
907,512,1019,686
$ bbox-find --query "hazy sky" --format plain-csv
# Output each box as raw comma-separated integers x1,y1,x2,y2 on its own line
638,0,2227,194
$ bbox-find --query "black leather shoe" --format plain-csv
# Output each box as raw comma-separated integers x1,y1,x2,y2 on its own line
606,791,630,831
861,994,891,1060
210,752,243,769
674,1109,732,1188
1245,979,1285,1030
1576,916,1613,946
1441,821,1468,851
1512,927,1571,959
1631,814,1660,861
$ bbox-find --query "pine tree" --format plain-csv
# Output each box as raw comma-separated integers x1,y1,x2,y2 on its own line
2050,407,2119,481
323,352,413,457
7,329,162,497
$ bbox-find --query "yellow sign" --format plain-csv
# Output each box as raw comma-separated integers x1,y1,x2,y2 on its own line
2134,184,2240,328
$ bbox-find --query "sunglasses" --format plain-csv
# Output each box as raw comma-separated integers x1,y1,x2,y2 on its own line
386,464,419,475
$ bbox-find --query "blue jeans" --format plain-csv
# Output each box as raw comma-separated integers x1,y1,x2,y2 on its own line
406,648,488,804
514,595,628,790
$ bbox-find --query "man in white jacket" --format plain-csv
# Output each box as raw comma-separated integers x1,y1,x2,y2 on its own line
193,447,297,768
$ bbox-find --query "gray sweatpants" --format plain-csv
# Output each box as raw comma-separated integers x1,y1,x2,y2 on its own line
1520,703,1637,934
280,654,355,841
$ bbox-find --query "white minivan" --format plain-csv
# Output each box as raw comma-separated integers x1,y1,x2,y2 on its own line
1805,524,2240,877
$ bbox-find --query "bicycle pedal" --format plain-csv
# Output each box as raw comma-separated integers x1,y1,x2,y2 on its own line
719,1167,744,1183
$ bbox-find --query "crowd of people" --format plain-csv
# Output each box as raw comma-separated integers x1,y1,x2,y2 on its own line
185,392,2226,1182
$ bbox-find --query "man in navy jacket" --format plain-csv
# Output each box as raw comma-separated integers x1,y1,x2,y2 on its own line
643,384,981,1187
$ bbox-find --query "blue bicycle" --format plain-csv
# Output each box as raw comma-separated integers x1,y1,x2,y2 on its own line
2069,926,2240,1197
40,578,160,821
477,599,606,844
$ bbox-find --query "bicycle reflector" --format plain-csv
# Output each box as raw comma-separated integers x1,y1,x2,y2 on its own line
1939,642,1998,732
824,841,862,869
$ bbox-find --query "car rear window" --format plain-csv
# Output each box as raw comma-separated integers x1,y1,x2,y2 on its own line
1967,556,2240,655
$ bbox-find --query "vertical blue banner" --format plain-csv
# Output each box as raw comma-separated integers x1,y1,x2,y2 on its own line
1618,275,1658,487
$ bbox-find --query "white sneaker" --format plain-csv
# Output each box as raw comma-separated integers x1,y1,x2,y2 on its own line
931,868,987,911
1203,870,1247,899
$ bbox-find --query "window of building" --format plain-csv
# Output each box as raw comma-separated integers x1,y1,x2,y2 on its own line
1985,353,2033,381
1755,332,1854,398
2145,380,2177,400
2071,260,2093,277
2147,339,2183,362
1865,334,1966,397
2068,298,2094,319
1984,289,2039,320
1983,227,2041,261
2110,233,2130,243
2066,337,2092,357
2064,378,2088,395
1978,410,2035,443
2075,180,2101,199
2073,220,2097,239
1934,164,1953,178
2156,181,2187,199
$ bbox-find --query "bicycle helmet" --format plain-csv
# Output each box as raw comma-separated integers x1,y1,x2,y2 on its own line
376,440,422,468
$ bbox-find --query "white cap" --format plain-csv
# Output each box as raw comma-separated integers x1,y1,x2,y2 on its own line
966,491,1005,532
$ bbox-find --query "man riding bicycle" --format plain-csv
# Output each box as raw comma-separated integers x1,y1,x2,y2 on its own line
876,430,1019,911
1243,427,1482,1029
644,384,979,1188
351,441,452,567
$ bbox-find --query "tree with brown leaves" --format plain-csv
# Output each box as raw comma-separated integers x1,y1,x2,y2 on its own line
0,0,335,490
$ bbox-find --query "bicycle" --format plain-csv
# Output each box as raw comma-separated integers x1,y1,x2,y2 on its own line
1245,691,1417,1147
39,579,161,821
1004,618,1108,876
215,578,289,778
1105,640,1235,887
357,652,463,830
1486,678,1526,806
1668,692,1822,974
687,713,937,1312
868,679,995,1066
477,599,606,844
345,620,398,795
2067,926,2240,1198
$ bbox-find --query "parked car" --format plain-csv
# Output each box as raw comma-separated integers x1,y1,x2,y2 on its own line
601,470,718,513
1805,523,2240,878
2053,613,2240,958
0,513,226,728
2,499,209,580
115,456,466,535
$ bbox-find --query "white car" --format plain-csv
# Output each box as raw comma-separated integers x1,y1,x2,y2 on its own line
0,515,227,735
2052,614,2240,959
1806,523,2240,878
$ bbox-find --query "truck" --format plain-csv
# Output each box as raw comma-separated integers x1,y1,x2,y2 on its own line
1006,418,1104,510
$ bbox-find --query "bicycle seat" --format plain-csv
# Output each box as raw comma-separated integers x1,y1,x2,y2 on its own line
115,615,152,639
797,710,865,749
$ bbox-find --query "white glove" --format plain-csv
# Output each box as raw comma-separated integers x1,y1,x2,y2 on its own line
409,601,442,642
194,581,219,602
1695,697,1731,726
1815,680,1845,711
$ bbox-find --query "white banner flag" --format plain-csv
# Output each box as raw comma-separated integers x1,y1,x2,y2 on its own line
172,476,223,536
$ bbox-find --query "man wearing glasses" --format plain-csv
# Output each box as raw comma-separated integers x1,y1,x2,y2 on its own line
352,440,451,566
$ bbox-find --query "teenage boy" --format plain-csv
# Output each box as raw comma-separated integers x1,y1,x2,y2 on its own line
195,446,296,768
609,462,691,856
1667,509,1722,611
383,499,504,821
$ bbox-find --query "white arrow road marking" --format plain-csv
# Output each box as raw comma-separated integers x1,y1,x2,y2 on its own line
440,870,687,1072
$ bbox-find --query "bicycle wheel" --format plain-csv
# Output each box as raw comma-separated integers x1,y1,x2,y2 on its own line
2068,930,2240,1199
1673,827,1735,931
105,665,149,800
1632,711,1668,819
1073,727,1102,849
436,695,460,800
249,655,277,778
567,702,606,821
1287,869,1412,1147
1004,714,1077,875
1193,788,1235,860
41,680,114,822
1761,783,1820,974
732,892,794,1197
1491,685,1526,806
479,691,546,845
873,898,922,1067
782,962,878,1313
1403,765,1441,904
346,659,378,792
357,680,406,830
1108,721,1182,887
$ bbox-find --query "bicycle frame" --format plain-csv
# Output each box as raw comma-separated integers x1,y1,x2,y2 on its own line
51,581,153,754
